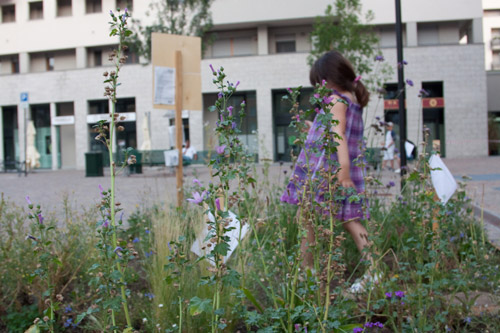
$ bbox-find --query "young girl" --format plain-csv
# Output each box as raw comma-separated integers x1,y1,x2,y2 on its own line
281,50,376,292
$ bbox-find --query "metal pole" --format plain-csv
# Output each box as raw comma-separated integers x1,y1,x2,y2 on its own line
24,106,28,176
395,0,407,185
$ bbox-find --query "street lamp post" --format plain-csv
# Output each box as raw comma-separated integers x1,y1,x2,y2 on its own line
395,0,407,186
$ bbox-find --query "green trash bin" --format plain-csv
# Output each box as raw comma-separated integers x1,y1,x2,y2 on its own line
85,152,104,177
128,150,142,174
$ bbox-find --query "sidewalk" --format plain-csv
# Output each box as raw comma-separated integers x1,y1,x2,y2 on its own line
1,156,499,247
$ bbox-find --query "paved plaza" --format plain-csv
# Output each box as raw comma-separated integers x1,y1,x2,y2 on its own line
1,156,499,247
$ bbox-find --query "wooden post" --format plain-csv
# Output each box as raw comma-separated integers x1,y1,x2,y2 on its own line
175,50,184,206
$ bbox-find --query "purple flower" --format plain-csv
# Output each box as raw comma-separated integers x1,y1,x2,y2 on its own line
395,290,405,298
145,229,150,234
133,237,140,243
218,91,224,99
375,116,380,120
294,324,301,331
314,93,320,99
209,64,215,74
216,145,226,155
193,178,202,187
323,96,334,105
241,100,246,106
124,7,128,13
37,213,44,224
227,106,234,116
353,328,363,333
460,232,465,238
109,10,113,15
215,198,221,211
321,79,327,86
113,246,124,257
144,292,155,300
64,306,73,313
375,55,384,61
25,196,32,205
464,317,471,324
235,81,240,88
231,122,237,130
418,89,429,97
103,219,109,228
64,318,74,328
145,250,153,258
406,79,414,87
98,184,104,197
387,181,395,188
287,88,293,94
295,114,300,122
187,191,207,205
403,60,408,65
385,292,392,299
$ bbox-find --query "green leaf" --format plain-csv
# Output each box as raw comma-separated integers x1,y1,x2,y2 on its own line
188,296,212,316
76,313,86,324
242,288,263,313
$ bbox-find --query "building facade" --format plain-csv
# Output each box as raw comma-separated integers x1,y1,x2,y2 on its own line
483,0,500,156
0,0,488,170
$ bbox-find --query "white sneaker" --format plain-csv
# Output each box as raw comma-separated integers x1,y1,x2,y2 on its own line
348,271,382,294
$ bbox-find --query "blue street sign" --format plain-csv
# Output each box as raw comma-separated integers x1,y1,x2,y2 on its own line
20,92,28,102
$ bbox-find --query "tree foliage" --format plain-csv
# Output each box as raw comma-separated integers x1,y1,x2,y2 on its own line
309,0,379,75
129,0,213,62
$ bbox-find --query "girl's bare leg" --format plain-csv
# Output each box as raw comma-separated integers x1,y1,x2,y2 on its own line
342,219,372,263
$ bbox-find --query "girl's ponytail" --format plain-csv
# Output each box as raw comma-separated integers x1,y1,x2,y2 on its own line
354,81,370,108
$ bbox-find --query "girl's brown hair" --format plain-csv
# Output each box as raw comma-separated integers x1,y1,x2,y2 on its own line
309,50,370,108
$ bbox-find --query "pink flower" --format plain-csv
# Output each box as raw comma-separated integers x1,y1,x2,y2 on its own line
323,96,334,104
216,145,226,154
193,179,202,187
187,191,207,205
227,106,233,116
215,198,221,211
314,93,321,99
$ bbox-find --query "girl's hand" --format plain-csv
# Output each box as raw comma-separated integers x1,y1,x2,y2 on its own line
301,120,313,133
338,167,355,189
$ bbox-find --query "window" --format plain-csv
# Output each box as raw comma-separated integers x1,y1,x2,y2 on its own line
86,0,102,14
88,100,109,114
208,30,258,58
56,102,74,116
493,51,500,70
11,55,19,73
418,23,439,46
0,55,19,74
46,55,54,71
1,4,15,23
94,50,102,66
275,35,296,53
57,0,72,17
29,1,43,20
116,0,133,12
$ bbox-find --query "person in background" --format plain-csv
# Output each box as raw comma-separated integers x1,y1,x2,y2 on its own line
182,140,197,165
382,122,399,172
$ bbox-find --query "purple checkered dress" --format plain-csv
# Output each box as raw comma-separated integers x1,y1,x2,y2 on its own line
281,91,368,221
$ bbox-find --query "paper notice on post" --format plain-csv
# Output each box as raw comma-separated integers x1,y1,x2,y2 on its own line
429,154,457,204
154,66,176,105
191,210,249,266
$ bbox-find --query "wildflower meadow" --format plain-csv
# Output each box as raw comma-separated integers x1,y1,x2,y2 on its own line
1,9,499,333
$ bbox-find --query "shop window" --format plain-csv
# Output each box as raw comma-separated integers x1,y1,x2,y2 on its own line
86,0,102,14
29,1,43,20
203,92,258,153
488,112,500,156
1,4,15,23
57,0,72,17
273,89,314,161
88,100,109,114
116,0,132,11
56,102,74,116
